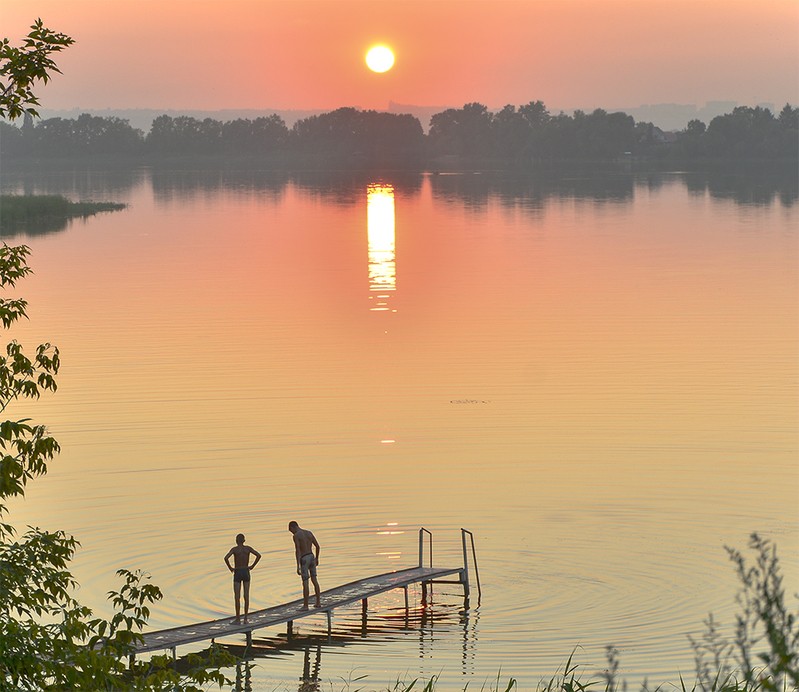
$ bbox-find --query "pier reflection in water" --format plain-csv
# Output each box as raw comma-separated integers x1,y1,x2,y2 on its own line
221,594,479,692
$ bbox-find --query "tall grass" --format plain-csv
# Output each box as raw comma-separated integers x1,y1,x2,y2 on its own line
315,534,798,692
0,194,125,234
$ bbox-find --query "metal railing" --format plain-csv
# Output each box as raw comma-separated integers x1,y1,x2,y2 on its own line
417,526,481,605
460,528,482,604
418,527,433,568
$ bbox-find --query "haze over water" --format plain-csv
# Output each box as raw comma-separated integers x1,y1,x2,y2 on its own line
2,168,797,689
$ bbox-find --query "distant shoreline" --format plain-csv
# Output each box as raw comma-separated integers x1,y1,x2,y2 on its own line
25,100,775,134
1,154,797,176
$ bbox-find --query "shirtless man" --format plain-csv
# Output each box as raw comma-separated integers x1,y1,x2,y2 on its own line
223,533,262,623
288,521,321,610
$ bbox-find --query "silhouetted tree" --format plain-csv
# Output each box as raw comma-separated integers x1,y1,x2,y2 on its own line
519,100,551,160
291,108,424,168
778,104,799,130
146,115,209,155
0,120,23,155
491,104,530,167
675,119,708,158
428,102,494,160
573,109,636,159
2,114,142,157
705,106,783,159
220,115,289,155
634,121,666,157
777,104,799,159
72,113,143,154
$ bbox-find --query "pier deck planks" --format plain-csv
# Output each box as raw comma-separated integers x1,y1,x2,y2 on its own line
134,565,463,654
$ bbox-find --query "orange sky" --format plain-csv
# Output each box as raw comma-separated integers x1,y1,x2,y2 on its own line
3,0,798,113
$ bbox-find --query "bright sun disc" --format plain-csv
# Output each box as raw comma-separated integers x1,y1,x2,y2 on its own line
366,45,395,73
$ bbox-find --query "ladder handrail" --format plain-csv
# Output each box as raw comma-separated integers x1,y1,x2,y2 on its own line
418,527,433,568
461,528,482,604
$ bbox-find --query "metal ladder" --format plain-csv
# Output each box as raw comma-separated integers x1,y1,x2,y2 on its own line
418,526,482,606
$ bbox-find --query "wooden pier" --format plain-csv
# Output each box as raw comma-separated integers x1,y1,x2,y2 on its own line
131,528,480,660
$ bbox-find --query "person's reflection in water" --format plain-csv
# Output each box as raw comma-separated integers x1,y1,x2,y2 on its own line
298,645,322,692
234,659,253,692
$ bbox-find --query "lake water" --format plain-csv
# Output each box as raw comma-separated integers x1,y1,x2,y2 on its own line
1,167,797,690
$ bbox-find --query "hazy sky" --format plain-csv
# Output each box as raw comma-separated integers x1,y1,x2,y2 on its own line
3,0,798,113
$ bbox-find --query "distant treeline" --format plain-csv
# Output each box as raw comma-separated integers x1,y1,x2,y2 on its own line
1,101,797,169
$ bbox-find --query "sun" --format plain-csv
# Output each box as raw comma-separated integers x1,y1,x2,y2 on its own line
365,45,395,73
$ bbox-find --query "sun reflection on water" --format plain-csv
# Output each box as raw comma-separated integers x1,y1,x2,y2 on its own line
376,522,404,560
366,183,396,312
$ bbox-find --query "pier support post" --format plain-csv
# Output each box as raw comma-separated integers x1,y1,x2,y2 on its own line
245,631,252,649
421,581,428,606
287,620,293,640
461,531,471,605
361,599,368,636
404,585,409,611
128,654,135,670
361,598,368,635
326,610,332,642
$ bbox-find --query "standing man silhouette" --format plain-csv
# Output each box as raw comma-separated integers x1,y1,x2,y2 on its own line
223,533,261,623
288,521,321,610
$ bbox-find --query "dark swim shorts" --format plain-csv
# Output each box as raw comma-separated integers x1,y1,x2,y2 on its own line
300,552,317,581
233,567,251,583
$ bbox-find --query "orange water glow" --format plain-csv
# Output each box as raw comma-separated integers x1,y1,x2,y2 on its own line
2,171,796,686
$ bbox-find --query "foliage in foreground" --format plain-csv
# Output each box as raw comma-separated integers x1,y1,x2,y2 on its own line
0,19,73,121
687,535,798,692
1,20,233,688
0,243,234,690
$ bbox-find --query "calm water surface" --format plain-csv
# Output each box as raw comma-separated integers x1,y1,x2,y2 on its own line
2,169,797,690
